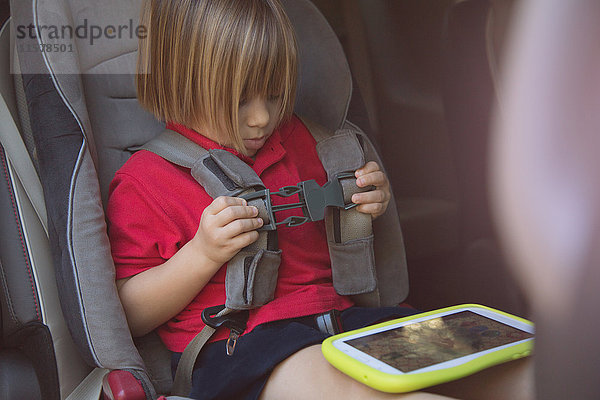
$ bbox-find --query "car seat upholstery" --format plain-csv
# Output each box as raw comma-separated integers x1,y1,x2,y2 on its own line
1,14,85,400
6,0,409,398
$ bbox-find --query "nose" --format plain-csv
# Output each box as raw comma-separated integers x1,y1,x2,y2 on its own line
245,98,270,128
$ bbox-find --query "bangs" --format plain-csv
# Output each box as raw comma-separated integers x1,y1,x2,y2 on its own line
236,2,297,119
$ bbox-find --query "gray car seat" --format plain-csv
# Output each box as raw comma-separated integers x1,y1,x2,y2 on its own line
0,11,87,400
3,0,409,398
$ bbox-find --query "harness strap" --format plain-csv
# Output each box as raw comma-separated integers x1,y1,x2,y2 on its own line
142,130,280,311
344,120,410,307
143,130,280,396
141,129,202,168
170,325,215,396
300,117,378,297
301,117,410,307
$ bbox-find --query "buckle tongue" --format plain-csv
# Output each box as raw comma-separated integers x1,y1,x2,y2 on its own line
226,329,241,356
201,305,249,356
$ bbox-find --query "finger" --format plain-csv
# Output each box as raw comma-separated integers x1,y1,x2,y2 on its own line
229,230,261,249
222,216,264,237
352,189,388,205
207,196,247,215
355,161,380,178
356,170,387,188
356,202,385,216
216,205,259,226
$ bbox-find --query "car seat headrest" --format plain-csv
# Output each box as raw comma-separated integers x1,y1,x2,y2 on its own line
14,0,352,203
282,0,353,132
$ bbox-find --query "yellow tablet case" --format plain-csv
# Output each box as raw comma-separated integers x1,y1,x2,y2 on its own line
321,304,534,393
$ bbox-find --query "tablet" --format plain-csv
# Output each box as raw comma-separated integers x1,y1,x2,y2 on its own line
321,304,534,393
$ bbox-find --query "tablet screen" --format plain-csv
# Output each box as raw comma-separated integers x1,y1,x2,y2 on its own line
344,311,533,373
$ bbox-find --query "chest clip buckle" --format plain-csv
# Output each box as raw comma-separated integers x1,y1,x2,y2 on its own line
240,172,358,231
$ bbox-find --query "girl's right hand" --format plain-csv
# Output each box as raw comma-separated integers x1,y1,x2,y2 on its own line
193,196,263,265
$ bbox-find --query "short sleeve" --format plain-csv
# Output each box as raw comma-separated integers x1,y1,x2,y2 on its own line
107,171,184,280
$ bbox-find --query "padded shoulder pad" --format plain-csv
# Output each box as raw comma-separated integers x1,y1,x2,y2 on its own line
209,150,265,191
189,150,264,199
351,124,410,306
316,130,366,177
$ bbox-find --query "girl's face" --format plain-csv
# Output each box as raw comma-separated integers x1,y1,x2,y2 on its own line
238,96,281,157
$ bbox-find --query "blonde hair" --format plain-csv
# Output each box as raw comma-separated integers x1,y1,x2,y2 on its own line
137,0,298,153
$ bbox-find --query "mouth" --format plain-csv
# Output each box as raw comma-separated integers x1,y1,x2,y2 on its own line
243,136,267,150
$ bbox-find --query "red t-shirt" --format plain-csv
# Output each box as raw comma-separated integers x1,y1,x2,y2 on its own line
107,115,354,352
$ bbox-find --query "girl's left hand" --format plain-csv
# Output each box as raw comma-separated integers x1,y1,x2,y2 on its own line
352,161,391,219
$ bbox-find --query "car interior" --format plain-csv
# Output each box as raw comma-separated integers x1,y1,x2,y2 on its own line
0,0,558,399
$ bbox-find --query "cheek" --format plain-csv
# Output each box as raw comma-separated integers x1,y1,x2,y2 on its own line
237,107,248,124
267,103,281,126
237,110,249,133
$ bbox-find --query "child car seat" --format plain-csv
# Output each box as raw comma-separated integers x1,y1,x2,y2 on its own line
5,0,409,398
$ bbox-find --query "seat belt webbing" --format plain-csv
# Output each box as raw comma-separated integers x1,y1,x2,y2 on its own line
143,131,274,397
170,325,216,396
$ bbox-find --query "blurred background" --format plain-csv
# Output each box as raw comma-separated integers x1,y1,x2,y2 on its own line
311,0,525,317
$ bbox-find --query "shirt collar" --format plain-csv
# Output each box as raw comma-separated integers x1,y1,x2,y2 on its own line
165,122,254,164
165,122,286,174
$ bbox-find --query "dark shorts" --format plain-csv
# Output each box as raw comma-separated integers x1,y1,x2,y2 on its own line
171,306,418,400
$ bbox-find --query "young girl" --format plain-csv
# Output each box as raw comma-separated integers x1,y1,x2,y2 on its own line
107,0,533,399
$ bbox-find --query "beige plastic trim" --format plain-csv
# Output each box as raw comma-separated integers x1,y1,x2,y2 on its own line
10,168,93,398
0,101,46,233
0,19,49,235
65,368,109,400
